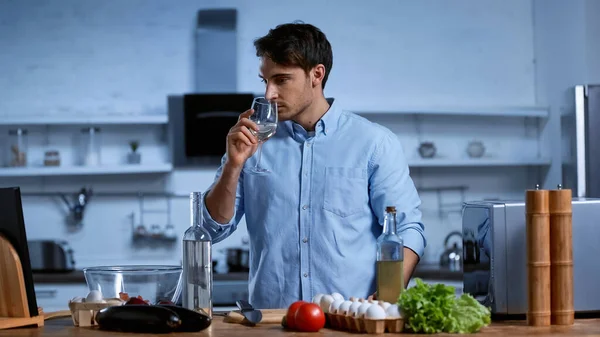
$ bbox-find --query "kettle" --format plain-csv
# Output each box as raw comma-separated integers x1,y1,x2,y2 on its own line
440,231,463,271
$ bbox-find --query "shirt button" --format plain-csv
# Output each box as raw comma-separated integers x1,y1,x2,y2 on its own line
306,143,311,147
303,273,308,277
302,238,308,243
302,205,308,210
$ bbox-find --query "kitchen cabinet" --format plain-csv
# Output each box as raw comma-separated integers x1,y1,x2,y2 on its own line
357,104,559,191
34,283,89,313
357,107,552,168
0,114,172,177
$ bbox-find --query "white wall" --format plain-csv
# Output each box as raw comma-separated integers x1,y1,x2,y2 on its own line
0,0,564,266
531,0,600,190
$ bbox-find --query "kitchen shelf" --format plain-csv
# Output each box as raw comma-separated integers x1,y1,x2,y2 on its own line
0,163,173,177
355,106,549,118
0,114,168,126
408,157,552,167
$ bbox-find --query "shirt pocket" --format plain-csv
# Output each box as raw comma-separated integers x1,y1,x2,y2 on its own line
323,167,368,217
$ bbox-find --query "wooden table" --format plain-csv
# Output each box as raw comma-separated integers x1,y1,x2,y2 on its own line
1,317,600,336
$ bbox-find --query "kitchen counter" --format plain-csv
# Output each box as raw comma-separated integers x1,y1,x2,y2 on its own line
412,263,462,281
32,263,462,284
1,316,599,336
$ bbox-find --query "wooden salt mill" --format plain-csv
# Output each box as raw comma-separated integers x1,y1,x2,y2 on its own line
549,184,574,325
525,184,551,326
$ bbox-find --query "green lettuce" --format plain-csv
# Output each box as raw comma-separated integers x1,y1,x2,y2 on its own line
397,278,491,334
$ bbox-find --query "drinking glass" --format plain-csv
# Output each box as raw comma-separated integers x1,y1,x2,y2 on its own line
248,97,278,173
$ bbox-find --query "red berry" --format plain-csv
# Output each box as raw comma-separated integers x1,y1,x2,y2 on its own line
125,297,148,305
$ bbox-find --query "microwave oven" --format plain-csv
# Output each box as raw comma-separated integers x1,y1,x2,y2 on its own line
462,198,600,318
168,93,256,167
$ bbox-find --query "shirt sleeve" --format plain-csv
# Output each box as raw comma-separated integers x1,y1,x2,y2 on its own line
368,128,427,258
201,155,246,244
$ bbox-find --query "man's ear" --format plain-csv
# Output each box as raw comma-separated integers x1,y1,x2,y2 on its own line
312,64,326,88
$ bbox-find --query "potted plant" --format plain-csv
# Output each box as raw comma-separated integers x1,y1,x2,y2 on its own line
127,140,141,164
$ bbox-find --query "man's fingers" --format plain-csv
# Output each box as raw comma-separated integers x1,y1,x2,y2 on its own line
236,118,259,132
238,109,254,121
239,126,258,144
230,132,254,147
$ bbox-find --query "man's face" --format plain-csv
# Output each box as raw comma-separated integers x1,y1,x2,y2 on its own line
259,57,314,122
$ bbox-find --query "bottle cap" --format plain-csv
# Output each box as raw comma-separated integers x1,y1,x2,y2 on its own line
385,206,396,213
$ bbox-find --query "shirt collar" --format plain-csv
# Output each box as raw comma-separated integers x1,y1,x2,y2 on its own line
318,97,340,136
283,97,341,140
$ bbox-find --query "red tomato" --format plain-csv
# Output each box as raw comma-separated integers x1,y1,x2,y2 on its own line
285,300,308,330
294,303,326,332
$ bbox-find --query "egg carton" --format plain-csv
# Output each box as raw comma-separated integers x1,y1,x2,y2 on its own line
67,298,124,327
326,313,404,334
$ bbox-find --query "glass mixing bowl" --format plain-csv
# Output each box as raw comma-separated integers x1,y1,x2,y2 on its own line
83,265,182,304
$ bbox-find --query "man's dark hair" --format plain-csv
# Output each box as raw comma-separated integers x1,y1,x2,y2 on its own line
254,21,333,89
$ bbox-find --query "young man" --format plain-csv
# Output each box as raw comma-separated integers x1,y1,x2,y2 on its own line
202,22,426,309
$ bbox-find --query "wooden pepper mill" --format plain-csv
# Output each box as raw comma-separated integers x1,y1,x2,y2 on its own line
525,184,551,326
549,184,574,325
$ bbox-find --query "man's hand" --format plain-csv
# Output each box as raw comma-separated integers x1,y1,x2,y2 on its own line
225,109,260,170
402,247,419,288
204,110,260,225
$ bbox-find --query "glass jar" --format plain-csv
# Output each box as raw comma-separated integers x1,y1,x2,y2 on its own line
80,127,101,166
44,150,61,167
8,128,28,167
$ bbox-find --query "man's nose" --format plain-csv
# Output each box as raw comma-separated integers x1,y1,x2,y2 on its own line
265,86,278,101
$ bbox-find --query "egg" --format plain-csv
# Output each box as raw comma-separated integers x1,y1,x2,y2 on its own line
385,304,402,318
331,292,344,302
70,296,84,303
312,293,324,305
338,300,353,315
85,290,103,303
329,299,345,314
379,301,392,310
365,304,387,320
319,294,335,313
347,301,363,317
357,302,372,318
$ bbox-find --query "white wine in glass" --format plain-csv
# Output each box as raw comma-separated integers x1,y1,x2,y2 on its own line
255,123,277,142
249,97,278,173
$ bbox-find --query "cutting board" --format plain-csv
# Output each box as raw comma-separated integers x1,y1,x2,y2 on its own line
42,310,72,320
223,309,287,324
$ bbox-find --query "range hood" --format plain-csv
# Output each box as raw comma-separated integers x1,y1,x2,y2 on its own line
194,9,238,93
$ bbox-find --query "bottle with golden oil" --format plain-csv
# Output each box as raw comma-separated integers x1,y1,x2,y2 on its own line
376,206,404,303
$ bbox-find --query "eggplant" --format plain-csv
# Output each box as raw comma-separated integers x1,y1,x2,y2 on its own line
95,304,181,333
157,304,212,332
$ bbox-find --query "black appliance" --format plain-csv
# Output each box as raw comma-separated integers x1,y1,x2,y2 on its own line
564,85,600,197
168,93,256,166
28,240,76,273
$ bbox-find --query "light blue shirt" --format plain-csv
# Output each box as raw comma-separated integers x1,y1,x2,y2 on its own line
202,98,426,309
